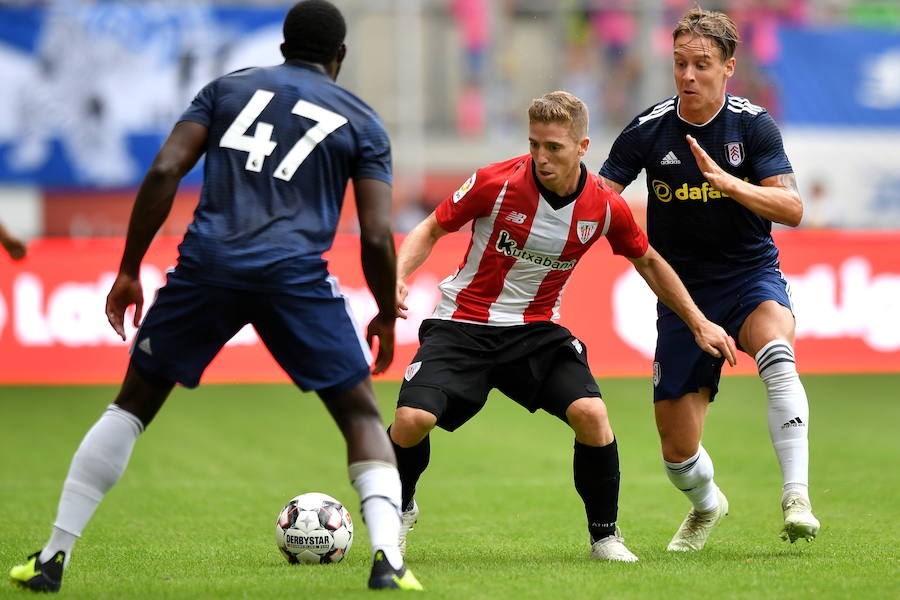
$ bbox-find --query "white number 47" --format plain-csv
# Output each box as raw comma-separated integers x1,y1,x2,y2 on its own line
219,89,348,181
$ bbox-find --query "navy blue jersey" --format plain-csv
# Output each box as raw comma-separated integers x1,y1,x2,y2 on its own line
176,62,391,290
600,94,793,288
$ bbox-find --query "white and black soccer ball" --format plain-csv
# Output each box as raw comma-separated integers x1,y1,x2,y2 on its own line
275,492,354,564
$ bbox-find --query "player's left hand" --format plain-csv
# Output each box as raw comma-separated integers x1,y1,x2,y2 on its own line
106,272,144,341
366,312,396,375
686,134,735,192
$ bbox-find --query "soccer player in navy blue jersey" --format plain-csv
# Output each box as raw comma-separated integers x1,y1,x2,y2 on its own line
10,1,421,592
599,7,820,552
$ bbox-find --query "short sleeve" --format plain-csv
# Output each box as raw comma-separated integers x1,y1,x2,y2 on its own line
352,114,393,185
599,121,645,188
604,192,649,258
435,169,500,232
746,112,793,181
179,80,217,128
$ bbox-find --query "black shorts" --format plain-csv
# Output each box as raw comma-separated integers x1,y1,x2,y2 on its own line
398,319,601,431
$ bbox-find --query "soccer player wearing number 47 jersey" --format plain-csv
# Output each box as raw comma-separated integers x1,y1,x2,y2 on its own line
388,91,736,562
600,7,821,551
10,1,421,593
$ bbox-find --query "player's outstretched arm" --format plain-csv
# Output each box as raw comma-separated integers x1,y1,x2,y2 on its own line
355,178,398,374
106,120,207,340
629,246,737,366
686,134,802,226
395,212,450,319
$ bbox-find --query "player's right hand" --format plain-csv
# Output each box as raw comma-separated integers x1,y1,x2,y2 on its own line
396,279,409,319
366,312,396,375
693,320,737,367
106,272,144,341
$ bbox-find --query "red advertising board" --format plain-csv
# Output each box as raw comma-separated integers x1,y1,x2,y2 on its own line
1,230,899,384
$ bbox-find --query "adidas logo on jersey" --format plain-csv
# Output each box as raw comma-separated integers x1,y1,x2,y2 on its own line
137,337,152,356
505,211,527,224
660,151,681,165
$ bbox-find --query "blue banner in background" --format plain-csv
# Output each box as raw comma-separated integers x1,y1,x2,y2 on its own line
771,28,900,127
0,3,287,188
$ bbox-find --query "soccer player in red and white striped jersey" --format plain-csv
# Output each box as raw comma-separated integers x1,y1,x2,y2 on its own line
387,91,735,562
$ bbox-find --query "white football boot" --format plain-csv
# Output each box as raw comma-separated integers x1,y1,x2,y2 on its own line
666,489,729,551
398,500,419,557
781,493,820,543
590,528,639,562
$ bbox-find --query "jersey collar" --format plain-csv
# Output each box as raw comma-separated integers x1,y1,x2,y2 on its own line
283,59,329,76
676,95,727,128
530,159,587,210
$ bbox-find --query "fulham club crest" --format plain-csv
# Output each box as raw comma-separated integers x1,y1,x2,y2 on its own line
725,142,744,167
576,220,598,244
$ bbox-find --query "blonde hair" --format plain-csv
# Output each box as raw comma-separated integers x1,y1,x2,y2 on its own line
672,7,740,61
528,91,588,140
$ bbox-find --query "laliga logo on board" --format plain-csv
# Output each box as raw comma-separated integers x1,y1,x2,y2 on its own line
5,267,260,347
612,256,900,357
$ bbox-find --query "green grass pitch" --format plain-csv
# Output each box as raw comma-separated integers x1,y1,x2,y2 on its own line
1,374,898,599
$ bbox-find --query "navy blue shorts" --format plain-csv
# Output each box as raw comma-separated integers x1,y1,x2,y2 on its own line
130,270,372,393
653,267,793,403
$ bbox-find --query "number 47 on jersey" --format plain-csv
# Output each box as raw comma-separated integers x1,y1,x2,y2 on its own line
219,89,348,181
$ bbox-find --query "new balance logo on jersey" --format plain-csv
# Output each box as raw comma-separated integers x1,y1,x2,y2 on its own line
660,151,681,165
781,417,805,430
494,230,577,270
137,337,152,356
505,211,527,224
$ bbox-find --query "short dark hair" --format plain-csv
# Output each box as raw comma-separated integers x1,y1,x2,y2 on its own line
282,0,346,65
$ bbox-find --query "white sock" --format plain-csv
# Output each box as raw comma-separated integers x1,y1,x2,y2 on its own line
664,445,719,512
349,460,403,570
755,340,810,501
40,404,143,565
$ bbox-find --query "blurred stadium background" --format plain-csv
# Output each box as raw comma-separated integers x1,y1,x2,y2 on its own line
0,0,899,383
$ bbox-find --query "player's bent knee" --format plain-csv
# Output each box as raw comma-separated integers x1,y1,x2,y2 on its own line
566,397,613,446
391,406,436,447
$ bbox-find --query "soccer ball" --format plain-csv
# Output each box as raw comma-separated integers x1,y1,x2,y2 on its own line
275,492,354,564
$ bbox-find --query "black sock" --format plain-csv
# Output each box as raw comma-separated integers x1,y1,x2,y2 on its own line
388,425,430,511
573,438,620,542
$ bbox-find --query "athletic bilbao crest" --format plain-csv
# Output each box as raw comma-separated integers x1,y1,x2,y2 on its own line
404,361,422,381
576,220,598,244
725,142,744,167
453,172,476,203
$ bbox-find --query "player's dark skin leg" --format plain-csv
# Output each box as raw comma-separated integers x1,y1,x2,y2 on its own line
112,363,174,428
320,377,396,465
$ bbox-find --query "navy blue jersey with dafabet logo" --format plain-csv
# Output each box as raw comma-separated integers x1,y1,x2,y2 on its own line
600,94,793,288
176,62,392,291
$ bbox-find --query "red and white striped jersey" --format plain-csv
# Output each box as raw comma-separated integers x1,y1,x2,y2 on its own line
432,154,648,325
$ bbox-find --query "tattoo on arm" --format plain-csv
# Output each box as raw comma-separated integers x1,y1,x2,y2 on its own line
777,173,799,194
